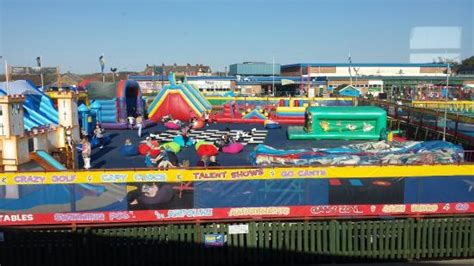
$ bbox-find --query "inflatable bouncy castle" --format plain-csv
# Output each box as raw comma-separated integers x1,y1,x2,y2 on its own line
288,106,387,140
147,73,212,122
84,80,144,128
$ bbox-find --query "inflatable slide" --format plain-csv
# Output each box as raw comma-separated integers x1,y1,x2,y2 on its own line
147,73,212,122
30,150,67,171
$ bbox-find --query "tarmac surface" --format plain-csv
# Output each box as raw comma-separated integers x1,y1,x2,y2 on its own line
87,122,359,169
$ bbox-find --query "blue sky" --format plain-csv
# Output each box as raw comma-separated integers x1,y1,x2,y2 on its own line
0,0,472,74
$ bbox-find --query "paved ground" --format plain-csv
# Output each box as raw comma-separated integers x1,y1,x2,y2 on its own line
86,122,357,169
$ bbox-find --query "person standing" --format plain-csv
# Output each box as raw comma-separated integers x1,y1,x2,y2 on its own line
94,123,105,149
204,111,210,127
81,137,92,169
127,116,135,129
136,115,143,138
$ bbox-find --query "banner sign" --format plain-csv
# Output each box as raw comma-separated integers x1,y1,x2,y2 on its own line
9,66,57,75
1,164,473,186
204,234,225,247
0,203,472,226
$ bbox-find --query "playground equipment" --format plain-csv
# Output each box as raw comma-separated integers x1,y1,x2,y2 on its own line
288,106,387,140
84,80,146,129
222,142,244,154
30,150,67,171
211,97,354,125
119,144,139,156
0,80,59,131
47,90,90,107
164,121,181,129
242,107,268,120
275,107,305,124
0,81,81,171
264,120,281,129
147,73,212,122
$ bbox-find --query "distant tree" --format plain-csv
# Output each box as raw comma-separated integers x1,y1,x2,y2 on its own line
452,56,474,74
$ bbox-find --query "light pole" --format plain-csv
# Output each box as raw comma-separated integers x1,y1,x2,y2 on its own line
161,63,165,89
442,62,450,141
36,56,44,90
348,53,352,86
153,65,157,91
99,54,105,82
110,68,117,82
397,69,404,102
2,56,10,93
272,56,275,97
353,67,360,87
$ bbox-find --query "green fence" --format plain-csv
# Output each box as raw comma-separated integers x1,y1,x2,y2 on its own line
1,217,473,265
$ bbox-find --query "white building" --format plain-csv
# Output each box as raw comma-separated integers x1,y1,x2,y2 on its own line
281,63,448,78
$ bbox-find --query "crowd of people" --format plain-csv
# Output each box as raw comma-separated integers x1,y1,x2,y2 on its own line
146,112,223,169
77,111,229,170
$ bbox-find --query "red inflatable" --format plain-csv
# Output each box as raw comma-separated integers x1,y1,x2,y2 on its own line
197,144,219,157
138,141,160,156
149,92,199,122
192,120,205,129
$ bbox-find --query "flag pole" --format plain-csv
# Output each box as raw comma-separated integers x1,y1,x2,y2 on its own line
4,60,9,93
38,56,44,90
348,53,353,86
272,56,275,97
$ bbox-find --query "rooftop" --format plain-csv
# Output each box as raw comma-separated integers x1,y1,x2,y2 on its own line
282,63,449,68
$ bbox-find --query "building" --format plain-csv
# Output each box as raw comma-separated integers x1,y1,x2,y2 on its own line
144,64,212,77
186,76,235,96
229,62,281,76
127,75,169,94
1,66,59,88
280,63,474,99
46,72,84,90
281,63,448,78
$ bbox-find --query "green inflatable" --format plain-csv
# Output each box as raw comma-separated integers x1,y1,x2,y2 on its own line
288,106,387,140
160,142,181,153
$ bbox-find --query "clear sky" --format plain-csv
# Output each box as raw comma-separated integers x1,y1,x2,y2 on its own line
0,0,472,74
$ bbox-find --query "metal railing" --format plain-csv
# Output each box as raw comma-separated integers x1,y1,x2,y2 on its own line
360,99,474,147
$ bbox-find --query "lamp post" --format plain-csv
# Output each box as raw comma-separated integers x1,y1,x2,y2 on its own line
348,53,352,86
153,65,157,91
110,68,117,82
36,56,44,90
272,56,275,97
3,57,10,93
99,54,105,82
161,63,165,89
442,62,450,141
353,67,360,88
